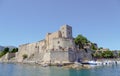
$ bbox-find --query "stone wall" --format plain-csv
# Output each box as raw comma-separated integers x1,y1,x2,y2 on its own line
0,53,16,62
60,25,72,38
16,40,46,62
50,38,75,51
50,51,69,63
76,49,93,61
46,31,62,49
15,25,93,64
45,25,73,50
6,53,16,60
36,40,46,53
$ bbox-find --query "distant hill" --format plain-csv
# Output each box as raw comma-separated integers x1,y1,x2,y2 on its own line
5,46,17,51
0,45,17,51
0,46,5,51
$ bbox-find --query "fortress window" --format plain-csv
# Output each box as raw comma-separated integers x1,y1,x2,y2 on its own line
69,32,70,34
67,27,69,30
58,41,60,44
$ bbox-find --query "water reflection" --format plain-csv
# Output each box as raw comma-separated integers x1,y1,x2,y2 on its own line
0,63,120,76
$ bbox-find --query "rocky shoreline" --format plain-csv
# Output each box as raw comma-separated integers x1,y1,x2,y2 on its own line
1,58,120,70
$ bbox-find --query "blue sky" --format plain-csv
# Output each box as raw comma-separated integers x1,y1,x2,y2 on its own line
0,0,120,50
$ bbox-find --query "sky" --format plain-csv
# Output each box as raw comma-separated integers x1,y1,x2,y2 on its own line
0,0,120,50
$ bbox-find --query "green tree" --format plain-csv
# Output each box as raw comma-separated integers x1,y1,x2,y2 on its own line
102,50,113,58
92,52,102,58
4,47,9,53
11,48,18,53
118,52,120,57
98,47,103,50
22,54,28,59
0,47,9,58
74,34,90,49
91,43,97,50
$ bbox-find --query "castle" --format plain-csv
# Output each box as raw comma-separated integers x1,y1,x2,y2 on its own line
16,25,92,64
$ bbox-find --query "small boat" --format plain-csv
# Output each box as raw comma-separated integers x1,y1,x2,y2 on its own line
42,64,48,67
117,61,120,64
82,61,99,65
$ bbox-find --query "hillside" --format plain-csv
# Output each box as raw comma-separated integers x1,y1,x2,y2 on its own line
0,46,4,51
0,46,17,51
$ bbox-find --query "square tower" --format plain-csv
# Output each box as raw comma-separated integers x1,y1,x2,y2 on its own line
60,24,72,38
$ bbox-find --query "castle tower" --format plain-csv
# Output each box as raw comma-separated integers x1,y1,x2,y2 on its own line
60,24,72,38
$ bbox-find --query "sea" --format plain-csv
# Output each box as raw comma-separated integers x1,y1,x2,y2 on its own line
0,63,120,76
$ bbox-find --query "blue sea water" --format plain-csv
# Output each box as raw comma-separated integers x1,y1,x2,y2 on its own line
0,63,120,76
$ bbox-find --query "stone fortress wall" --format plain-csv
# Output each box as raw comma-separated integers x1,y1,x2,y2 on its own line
16,25,92,64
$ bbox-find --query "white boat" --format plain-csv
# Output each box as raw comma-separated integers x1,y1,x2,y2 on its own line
82,61,102,66
41,64,48,67
117,61,120,64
